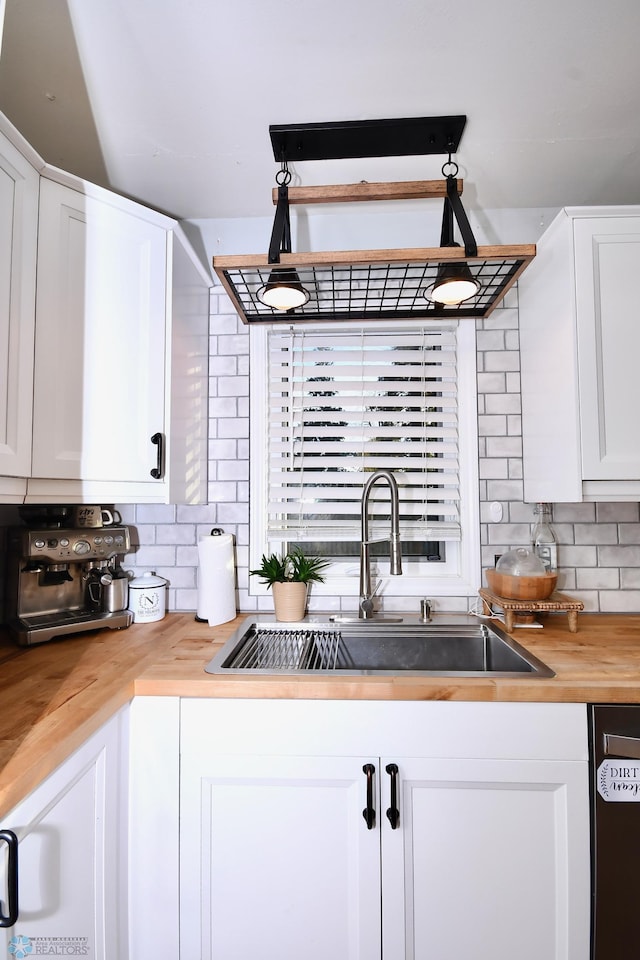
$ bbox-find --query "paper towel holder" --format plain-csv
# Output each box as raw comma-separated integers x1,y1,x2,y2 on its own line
194,527,236,626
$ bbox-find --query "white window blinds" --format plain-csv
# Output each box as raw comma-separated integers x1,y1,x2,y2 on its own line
266,325,462,543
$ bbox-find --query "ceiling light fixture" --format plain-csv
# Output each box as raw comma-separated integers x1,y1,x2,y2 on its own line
213,116,536,324
425,154,481,306
257,161,310,311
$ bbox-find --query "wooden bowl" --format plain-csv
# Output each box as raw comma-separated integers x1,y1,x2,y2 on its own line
486,568,558,601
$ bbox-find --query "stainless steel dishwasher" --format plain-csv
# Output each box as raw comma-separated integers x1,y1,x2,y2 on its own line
589,704,640,958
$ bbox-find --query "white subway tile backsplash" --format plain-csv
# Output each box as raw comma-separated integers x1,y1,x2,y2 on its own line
506,415,522,436
508,459,523,480
505,371,521,393
218,375,249,397
574,523,619,545
155,523,197,545
599,545,640,566
560,545,599,567
218,334,249,355
207,481,240,502
621,569,640,588
208,397,238,418
479,459,509,480
218,418,249,439
600,591,640,612
577,567,619,589
160,566,197,589
485,479,524,501
136,504,176,523
486,436,522,458
488,304,519,324
218,460,249,481
596,503,640,522
208,439,238,460
476,372,507,394
554,503,596,522
112,278,640,617
478,415,507,436
126,545,178,569
483,350,520,372
211,313,241,334
476,329,505,351
209,356,237,376
484,393,521,415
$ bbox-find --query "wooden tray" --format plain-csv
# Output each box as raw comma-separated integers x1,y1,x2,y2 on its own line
478,587,584,633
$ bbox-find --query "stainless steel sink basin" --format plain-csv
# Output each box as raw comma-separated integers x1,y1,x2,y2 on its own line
205,616,555,678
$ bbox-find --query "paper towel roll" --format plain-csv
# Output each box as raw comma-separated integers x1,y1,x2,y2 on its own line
197,532,236,626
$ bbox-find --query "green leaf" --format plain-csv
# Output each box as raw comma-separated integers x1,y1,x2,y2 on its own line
249,549,328,587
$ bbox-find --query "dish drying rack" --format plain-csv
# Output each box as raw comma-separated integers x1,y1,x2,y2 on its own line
224,628,342,671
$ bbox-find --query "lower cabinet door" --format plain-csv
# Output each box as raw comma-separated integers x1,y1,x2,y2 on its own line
0,711,125,959
381,756,590,960
180,753,382,960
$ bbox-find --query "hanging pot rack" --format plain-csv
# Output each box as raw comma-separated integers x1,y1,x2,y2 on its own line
212,116,536,325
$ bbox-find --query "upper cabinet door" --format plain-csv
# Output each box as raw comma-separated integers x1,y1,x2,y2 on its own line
0,128,38,479
574,218,640,480
32,178,169,485
520,206,640,502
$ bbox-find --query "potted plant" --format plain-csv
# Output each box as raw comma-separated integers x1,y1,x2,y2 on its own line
250,548,328,622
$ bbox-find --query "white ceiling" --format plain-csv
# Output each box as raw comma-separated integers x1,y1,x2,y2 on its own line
1,0,640,224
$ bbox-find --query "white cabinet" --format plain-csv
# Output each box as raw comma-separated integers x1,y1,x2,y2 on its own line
520,206,640,502
181,752,381,960
0,107,210,505
176,699,590,960
31,176,169,489
26,175,209,504
0,116,39,499
0,708,128,959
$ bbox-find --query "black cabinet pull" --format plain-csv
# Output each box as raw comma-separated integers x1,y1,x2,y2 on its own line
150,432,164,479
0,829,18,928
362,763,376,830
385,763,399,829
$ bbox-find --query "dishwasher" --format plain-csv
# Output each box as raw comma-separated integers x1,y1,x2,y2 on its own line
589,704,640,958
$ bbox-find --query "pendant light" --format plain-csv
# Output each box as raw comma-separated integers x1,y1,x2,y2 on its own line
214,116,536,324
425,156,480,306
257,161,310,311
258,267,309,311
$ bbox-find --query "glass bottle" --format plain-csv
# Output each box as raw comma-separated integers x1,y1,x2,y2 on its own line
531,502,558,572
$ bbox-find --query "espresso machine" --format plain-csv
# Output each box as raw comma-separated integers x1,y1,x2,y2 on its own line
5,524,133,646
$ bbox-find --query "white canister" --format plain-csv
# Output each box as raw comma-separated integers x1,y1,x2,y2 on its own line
129,571,167,623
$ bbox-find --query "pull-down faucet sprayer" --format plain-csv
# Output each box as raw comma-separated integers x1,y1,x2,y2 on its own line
359,469,402,619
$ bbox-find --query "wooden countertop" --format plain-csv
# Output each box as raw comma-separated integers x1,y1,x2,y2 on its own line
2,610,640,817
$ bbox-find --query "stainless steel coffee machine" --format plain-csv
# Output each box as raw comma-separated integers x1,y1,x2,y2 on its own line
6,525,133,646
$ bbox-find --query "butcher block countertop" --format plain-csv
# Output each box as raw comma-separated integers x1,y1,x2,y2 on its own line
1,610,640,817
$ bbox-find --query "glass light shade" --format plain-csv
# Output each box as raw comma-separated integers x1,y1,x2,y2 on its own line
426,261,480,306
258,269,310,311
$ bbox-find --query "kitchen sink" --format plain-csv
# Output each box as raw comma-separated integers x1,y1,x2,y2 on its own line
205,616,555,678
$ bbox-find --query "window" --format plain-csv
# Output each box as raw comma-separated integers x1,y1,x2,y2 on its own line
249,321,479,600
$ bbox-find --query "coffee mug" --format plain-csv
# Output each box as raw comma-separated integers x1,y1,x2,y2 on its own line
73,505,115,528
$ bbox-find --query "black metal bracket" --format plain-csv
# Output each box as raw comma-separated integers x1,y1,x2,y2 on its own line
267,184,292,264
270,116,466,163
440,176,478,258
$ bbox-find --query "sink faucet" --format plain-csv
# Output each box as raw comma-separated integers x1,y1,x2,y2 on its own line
359,469,402,619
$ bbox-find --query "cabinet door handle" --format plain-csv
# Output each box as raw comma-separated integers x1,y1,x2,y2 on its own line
0,829,18,928
385,763,400,829
362,763,376,830
604,734,640,759
150,432,164,479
